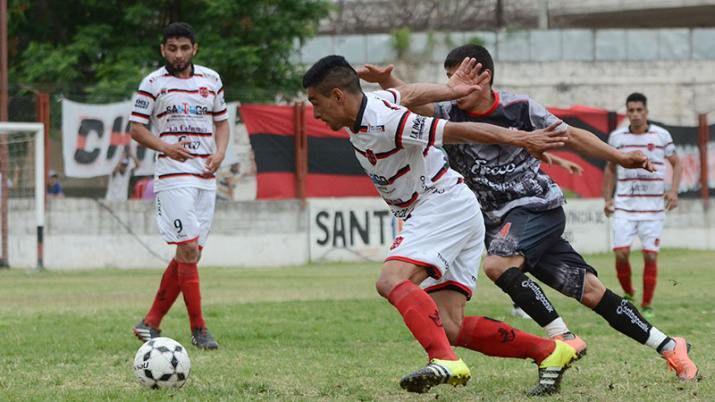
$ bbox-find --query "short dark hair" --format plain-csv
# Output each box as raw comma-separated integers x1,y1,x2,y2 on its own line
626,92,647,107
163,22,195,44
302,55,362,95
444,44,495,86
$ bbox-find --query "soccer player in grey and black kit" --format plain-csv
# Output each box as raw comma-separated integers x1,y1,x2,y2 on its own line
359,44,698,381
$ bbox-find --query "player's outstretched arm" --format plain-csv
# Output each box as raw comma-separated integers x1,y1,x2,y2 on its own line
545,153,584,175
357,64,436,116
602,161,617,217
398,58,488,109
129,122,193,162
443,121,568,160
358,58,487,115
356,64,406,89
566,127,656,171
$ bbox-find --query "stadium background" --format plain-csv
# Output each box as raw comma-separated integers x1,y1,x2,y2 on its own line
3,0,715,269
1,2,715,401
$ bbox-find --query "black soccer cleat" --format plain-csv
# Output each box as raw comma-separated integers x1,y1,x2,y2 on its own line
192,327,219,350
133,319,161,343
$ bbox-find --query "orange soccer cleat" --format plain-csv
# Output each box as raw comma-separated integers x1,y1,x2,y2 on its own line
662,337,699,381
552,332,587,360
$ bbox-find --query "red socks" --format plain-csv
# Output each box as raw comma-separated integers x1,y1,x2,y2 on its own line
456,316,555,364
642,253,658,307
177,261,206,330
615,258,634,296
388,281,457,361
144,259,181,328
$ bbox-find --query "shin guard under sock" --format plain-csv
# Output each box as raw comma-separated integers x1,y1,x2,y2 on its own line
495,267,560,327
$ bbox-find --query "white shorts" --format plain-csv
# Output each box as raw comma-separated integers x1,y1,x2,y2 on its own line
155,187,216,246
386,183,484,300
611,217,664,252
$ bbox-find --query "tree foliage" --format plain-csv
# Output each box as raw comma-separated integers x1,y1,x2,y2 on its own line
8,0,330,102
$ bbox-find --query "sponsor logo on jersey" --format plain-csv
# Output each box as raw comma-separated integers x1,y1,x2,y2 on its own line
410,116,426,139
164,103,209,116
647,143,655,151
134,98,149,109
369,173,389,185
359,124,385,133
199,87,210,98
390,236,403,250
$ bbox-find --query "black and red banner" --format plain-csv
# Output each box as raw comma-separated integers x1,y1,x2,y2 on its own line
542,105,623,198
240,104,376,199
241,103,713,200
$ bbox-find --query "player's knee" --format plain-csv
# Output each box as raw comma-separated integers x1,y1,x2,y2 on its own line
642,250,658,263
581,273,606,308
375,270,403,298
376,261,428,298
176,242,200,263
483,256,514,281
614,249,630,261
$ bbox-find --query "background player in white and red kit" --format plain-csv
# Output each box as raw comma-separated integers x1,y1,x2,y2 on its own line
303,55,580,396
129,22,228,350
603,92,682,318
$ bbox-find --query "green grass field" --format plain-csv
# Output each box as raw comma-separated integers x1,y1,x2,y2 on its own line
0,249,713,401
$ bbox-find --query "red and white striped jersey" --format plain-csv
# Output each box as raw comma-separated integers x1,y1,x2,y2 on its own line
129,64,228,192
608,124,675,220
348,89,464,218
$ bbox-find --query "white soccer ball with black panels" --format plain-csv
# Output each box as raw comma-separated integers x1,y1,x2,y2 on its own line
133,337,191,389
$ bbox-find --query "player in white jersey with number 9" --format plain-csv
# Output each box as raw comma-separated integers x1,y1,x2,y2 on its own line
128,22,229,350
603,92,682,318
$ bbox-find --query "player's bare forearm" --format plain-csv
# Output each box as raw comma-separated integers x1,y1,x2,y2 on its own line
397,83,462,110
444,121,521,145
381,75,406,91
213,120,230,156
668,154,682,194
130,122,168,153
602,161,616,200
547,153,584,175
444,121,567,162
568,127,655,170
566,127,622,163
204,120,229,173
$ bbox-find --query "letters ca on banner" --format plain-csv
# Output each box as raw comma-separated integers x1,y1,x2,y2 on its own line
309,198,396,262
61,99,155,178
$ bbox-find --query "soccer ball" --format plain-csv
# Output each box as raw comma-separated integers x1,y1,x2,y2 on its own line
133,337,191,389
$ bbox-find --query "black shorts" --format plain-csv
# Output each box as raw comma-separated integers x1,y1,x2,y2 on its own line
485,206,598,300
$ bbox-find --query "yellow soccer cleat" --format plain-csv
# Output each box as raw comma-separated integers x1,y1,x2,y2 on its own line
399,358,471,394
527,340,578,396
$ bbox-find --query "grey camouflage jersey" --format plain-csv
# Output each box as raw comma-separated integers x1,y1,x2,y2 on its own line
435,90,565,226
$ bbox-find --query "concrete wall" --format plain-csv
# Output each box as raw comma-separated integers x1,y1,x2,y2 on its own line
7,198,307,269
6,197,715,270
297,29,715,125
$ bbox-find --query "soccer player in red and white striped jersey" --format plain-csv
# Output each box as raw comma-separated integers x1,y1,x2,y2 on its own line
603,92,682,318
304,55,579,396
129,22,229,350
